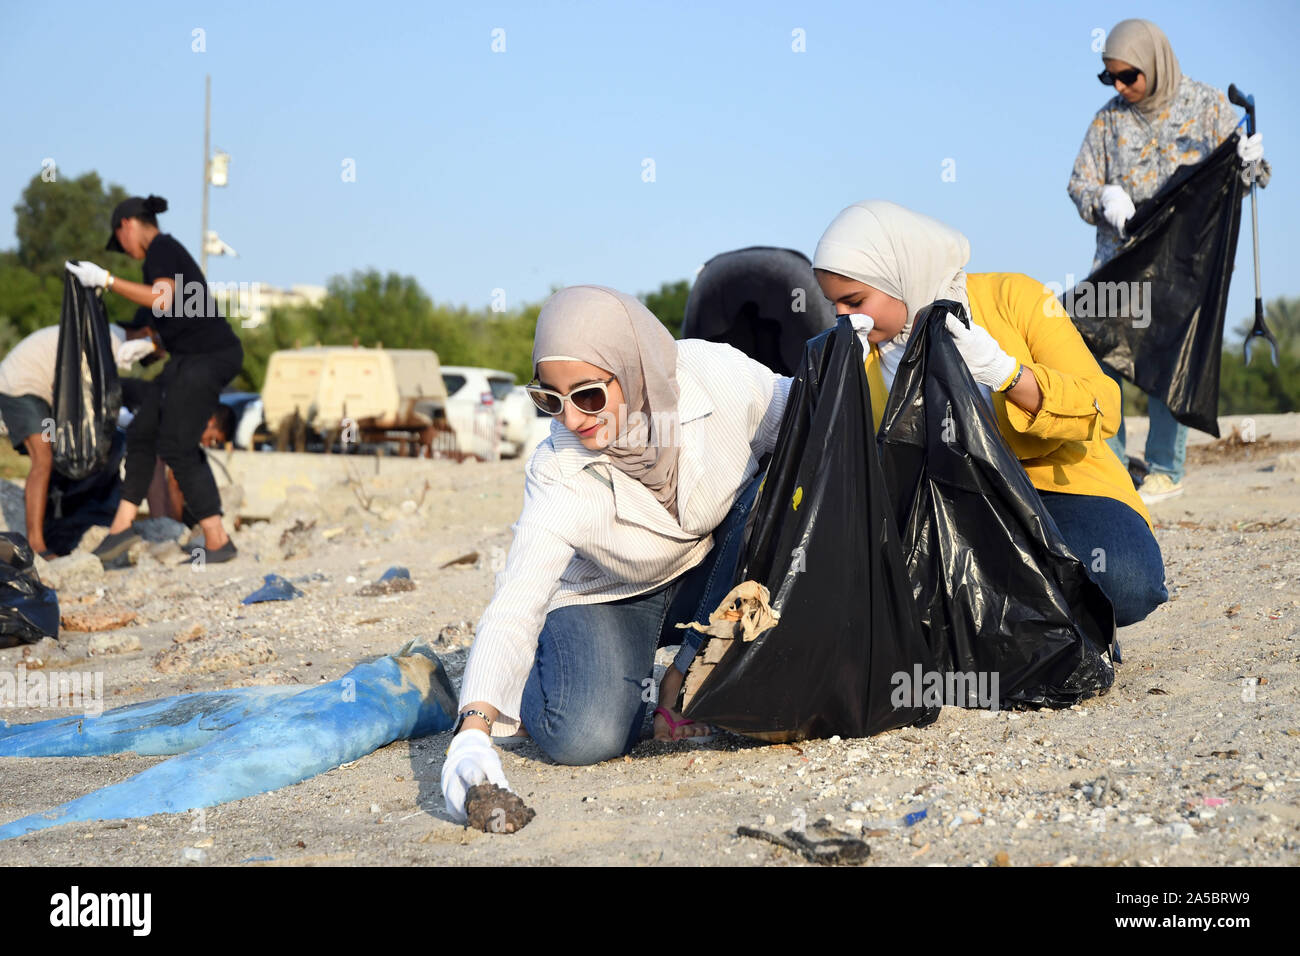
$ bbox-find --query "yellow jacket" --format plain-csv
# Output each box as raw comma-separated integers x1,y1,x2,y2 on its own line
965,272,1151,529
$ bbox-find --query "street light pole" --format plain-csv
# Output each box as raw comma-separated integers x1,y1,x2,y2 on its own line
201,74,210,276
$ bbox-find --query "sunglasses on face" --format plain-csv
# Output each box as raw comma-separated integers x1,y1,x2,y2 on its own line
1098,68,1142,87
525,375,617,416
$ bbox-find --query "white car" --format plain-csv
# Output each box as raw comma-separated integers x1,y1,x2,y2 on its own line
440,366,534,458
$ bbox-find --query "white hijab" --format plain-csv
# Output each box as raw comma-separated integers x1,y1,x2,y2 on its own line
813,200,971,389
532,285,682,519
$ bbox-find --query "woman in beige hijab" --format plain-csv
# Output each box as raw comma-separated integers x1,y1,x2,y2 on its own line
1067,18,1268,504
440,285,792,821
813,199,1166,629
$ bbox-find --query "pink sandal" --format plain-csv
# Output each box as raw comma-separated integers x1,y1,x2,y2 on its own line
654,706,718,744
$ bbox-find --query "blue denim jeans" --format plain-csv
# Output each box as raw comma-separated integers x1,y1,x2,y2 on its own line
1103,365,1188,483
1039,490,1168,627
520,472,763,765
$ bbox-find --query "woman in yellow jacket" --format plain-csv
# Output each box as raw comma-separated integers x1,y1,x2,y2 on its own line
813,200,1166,627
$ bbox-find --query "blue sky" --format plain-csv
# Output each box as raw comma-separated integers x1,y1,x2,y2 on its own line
2,0,1296,331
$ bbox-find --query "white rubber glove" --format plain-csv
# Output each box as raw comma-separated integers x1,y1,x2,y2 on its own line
440,728,511,823
944,313,1019,390
1099,185,1136,237
1236,131,1263,165
115,339,156,369
65,260,110,289
845,313,875,352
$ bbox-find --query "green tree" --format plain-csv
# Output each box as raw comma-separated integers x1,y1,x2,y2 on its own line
3,170,145,334
640,279,691,338
1218,295,1300,414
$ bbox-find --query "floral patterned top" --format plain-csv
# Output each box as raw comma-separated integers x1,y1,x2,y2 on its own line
1067,76,1260,269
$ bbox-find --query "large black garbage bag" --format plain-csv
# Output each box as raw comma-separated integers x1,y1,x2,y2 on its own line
682,316,939,741
1064,137,1245,436
683,247,836,375
877,303,1116,708
44,429,125,556
52,271,122,480
0,533,60,648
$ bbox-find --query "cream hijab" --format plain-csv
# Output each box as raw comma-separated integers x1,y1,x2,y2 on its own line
1103,18,1183,119
812,200,971,388
532,285,682,518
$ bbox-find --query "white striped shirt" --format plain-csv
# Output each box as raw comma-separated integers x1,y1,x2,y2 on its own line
459,338,792,734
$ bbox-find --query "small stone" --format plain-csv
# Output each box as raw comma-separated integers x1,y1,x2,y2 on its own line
88,632,142,656
850,800,867,813
1167,822,1196,840
993,851,1011,867
182,847,208,863
370,803,381,814
764,814,776,826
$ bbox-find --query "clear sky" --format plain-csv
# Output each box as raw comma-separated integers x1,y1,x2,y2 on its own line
2,0,1296,330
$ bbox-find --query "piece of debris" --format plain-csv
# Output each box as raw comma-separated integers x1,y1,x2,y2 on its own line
439,552,479,569
680,581,779,709
60,607,138,632
357,566,416,596
174,624,206,644
735,825,870,866
88,633,142,656
464,783,535,834
242,574,305,605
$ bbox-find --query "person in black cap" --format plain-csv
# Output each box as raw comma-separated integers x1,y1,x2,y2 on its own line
64,194,243,565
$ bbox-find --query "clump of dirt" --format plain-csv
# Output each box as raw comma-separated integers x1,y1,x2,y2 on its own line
356,577,416,596
60,606,138,632
1186,425,1300,464
464,783,536,834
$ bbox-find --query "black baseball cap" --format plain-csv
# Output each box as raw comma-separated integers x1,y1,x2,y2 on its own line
105,195,167,252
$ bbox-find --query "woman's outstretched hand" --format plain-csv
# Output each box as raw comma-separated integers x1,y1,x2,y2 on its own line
944,313,1019,390
65,260,109,288
441,728,511,823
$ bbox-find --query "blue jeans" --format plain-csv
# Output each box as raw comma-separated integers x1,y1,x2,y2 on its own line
1039,490,1168,627
1103,365,1188,483
520,472,763,765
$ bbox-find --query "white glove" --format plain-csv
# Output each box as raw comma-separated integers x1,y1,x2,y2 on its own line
115,339,156,369
65,260,110,289
1099,185,1136,237
1236,131,1263,165
845,313,875,352
944,313,1019,390
440,728,511,823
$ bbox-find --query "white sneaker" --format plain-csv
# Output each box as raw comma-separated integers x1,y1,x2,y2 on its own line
1138,473,1184,504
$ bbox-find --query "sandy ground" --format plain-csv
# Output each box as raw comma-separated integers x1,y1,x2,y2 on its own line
0,414,1296,867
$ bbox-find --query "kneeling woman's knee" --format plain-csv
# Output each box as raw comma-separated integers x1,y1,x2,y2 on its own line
1109,551,1168,627
524,707,634,766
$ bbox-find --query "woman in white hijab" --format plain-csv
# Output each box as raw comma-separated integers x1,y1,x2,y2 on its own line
440,285,792,821
1067,18,1268,504
813,199,1167,628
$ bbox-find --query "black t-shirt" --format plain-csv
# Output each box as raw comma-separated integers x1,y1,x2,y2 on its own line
130,233,240,355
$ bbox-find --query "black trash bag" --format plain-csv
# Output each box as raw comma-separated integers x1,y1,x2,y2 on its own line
683,247,836,376
0,533,60,648
52,271,122,480
877,302,1116,709
682,316,939,741
1063,137,1245,437
44,429,125,556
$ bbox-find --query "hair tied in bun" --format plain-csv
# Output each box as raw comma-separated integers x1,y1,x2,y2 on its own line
144,195,169,214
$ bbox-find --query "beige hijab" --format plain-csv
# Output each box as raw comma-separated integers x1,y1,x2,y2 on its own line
1103,18,1182,119
813,200,971,384
532,285,682,518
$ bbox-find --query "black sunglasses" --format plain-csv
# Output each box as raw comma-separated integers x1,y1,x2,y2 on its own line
1098,68,1142,87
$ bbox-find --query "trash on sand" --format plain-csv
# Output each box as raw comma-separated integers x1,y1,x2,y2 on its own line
735,825,870,866
0,642,456,840
357,566,416,596
241,574,304,605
